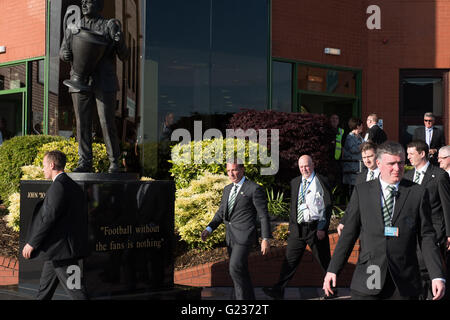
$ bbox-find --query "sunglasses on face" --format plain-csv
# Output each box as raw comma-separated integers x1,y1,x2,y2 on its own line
424,119,434,122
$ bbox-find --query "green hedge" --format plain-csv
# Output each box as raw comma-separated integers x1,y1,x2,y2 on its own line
0,135,64,205
175,173,228,249
169,138,275,190
33,138,109,173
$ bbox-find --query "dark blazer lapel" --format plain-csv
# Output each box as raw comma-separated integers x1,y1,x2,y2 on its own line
431,127,438,147
421,166,434,186
229,179,248,217
392,181,410,225
369,181,385,227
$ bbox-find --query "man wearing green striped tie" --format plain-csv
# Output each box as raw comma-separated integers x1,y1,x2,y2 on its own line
324,141,446,300
263,155,332,300
201,161,272,300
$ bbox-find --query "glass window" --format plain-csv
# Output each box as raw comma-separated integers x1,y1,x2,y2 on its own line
272,61,292,112
401,77,443,117
399,70,445,148
298,65,356,96
142,0,269,177
210,0,268,117
0,64,26,91
29,60,45,135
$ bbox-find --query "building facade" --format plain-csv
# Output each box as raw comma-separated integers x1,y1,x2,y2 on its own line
0,0,448,175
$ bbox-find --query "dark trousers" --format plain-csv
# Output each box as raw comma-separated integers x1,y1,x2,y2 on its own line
417,239,448,300
37,259,88,300
227,242,254,300
272,222,331,296
351,271,418,300
72,89,120,167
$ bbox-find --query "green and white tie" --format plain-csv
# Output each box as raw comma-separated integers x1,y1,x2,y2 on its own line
414,171,421,184
369,170,375,181
297,179,308,223
382,185,396,227
228,184,238,215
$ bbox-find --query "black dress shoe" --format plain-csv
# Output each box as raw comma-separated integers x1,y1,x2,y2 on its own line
262,287,283,300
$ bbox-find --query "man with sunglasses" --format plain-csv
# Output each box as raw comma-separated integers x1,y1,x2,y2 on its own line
413,112,445,165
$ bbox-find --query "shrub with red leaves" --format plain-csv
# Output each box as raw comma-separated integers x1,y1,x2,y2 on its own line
228,110,337,190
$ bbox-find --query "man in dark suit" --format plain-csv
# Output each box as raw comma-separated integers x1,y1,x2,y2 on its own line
323,141,446,300
263,155,332,299
22,150,88,300
60,0,129,173
201,161,271,300
405,140,450,299
364,113,387,145
338,142,379,236
412,112,446,165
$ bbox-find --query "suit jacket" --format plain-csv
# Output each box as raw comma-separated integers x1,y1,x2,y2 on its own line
404,164,450,243
412,127,445,151
366,125,387,145
26,173,88,261
328,179,444,297
354,167,368,186
60,16,129,93
208,178,271,246
288,174,332,237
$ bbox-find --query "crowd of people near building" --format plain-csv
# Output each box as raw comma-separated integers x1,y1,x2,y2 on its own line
202,110,450,301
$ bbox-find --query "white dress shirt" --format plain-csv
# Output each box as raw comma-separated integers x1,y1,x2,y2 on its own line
413,162,430,185
366,168,380,181
425,127,433,147
299,172,325,222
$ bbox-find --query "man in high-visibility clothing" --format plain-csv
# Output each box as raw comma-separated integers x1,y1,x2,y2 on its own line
330,114,345,160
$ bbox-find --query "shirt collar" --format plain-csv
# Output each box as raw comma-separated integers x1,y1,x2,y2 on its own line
379,177,400,191
302,171,316,183
234,176,246,187
415,161,430,174
369,168,380,175
53,172,64,182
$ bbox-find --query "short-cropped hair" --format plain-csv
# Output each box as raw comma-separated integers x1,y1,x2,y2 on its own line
407,140,429,158
360,141,377,153
424,112,435,120
44,150,67,171
376,141,405,160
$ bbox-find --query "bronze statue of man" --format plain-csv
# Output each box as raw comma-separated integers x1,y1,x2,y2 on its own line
60,0,129,173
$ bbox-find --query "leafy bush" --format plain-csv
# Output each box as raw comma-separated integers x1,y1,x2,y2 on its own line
4,192,20,232
21,165,45,180
266,189,289,220
273,223,289,241
228,110,336,191
170,138,275,190
33,138,109,173
175,173,229,250
0,135,64,205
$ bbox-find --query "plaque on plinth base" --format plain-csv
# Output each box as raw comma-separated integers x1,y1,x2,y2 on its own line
18,175,201,300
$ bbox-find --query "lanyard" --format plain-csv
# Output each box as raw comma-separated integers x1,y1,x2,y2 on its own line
300,172,315,197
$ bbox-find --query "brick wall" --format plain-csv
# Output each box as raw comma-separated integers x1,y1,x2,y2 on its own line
174,233,359,288
0,0,46,64
0,256,18,286
272,0,450,143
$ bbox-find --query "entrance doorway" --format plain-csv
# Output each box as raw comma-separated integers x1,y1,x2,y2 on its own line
299,93,355,132
0,92,23,143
